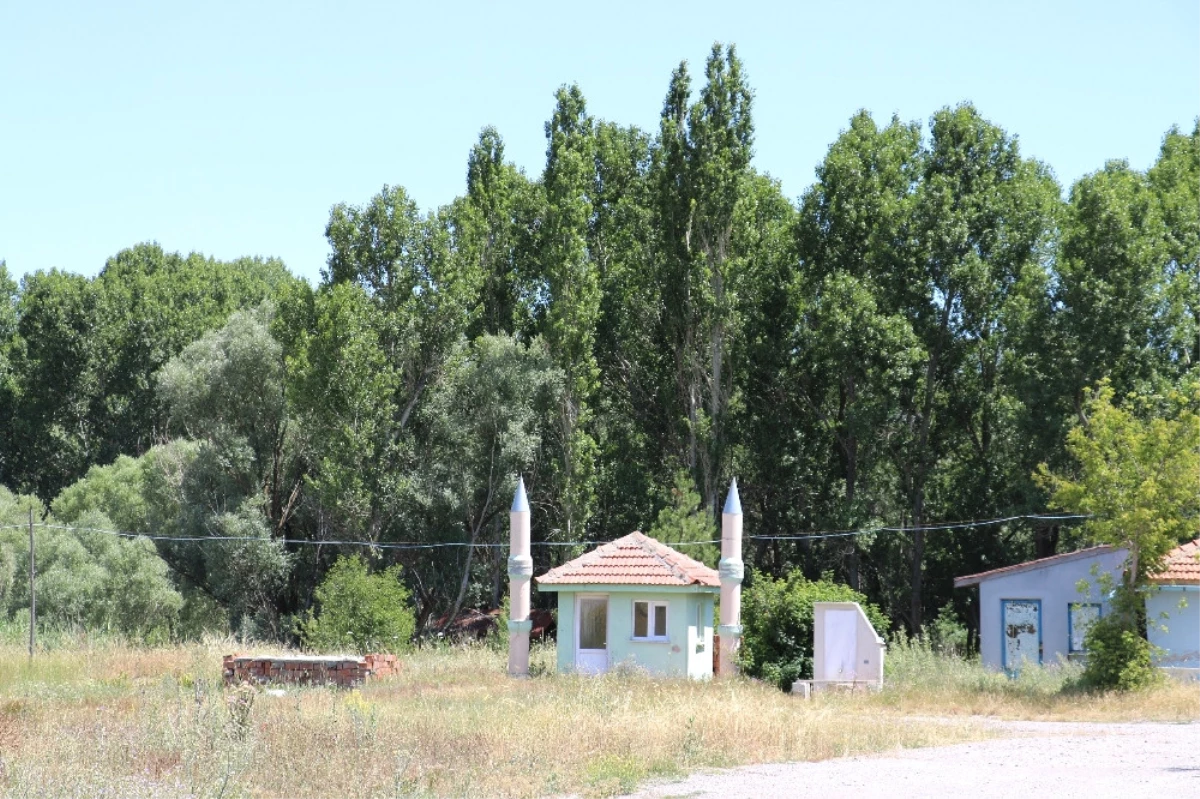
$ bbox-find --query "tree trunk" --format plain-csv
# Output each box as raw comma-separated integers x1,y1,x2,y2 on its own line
909,287,955,633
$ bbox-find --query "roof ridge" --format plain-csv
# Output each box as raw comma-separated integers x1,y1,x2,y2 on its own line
635,532,690,583
535,531,719,588
954,544,1121,587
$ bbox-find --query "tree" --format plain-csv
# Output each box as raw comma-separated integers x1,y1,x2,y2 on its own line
0,262,21,488
0,245,294,500
647,469,719,566
415,334,562,623
459,127,544,339
314,185,483,544
286,282,403,546
1057,162,1173,405
0,487,182,638
1037,381,1199,590
4,270,100,499
540,85,600,540
651,44,755,518
150,308,298,635
1036,381,1198,691
588,121,661,539
1146,122,1199,372
298,555,415,654
895,104,1059,630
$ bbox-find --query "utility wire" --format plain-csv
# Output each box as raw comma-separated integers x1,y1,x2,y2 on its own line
2,513,1091,551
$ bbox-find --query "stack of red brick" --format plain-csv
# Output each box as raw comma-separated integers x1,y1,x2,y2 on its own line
223,654,399,687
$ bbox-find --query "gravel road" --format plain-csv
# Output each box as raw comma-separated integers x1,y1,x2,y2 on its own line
623,720,1200,799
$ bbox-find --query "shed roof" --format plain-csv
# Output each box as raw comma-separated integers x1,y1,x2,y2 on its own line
536,531,720,588
1150,538,1200,585
953,545,1121,588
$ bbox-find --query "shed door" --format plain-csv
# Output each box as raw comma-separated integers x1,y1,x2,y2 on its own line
1002,599,1042,672
823,609,858,680
575,595,608,674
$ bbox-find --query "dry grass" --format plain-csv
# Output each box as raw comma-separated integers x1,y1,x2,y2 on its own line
870,636,1200,722
0,639,985,799
0,637,1193,798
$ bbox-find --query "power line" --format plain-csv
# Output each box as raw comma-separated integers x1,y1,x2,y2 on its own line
1,513,1091,551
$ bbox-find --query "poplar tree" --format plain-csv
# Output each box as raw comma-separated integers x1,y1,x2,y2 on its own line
652,43,754,518
541,85,600,539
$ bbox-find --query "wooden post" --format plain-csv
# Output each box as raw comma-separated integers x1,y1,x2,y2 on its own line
28,507,35,659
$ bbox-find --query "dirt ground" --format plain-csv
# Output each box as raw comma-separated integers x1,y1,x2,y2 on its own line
623,720,1200,799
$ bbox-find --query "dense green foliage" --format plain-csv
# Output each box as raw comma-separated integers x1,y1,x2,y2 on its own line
1080,614,1161,691
297,556,415,654
1038,382,1199,586
1038,383,1197,688
740,570,888,689
0,45,1196,648
0,487,182,638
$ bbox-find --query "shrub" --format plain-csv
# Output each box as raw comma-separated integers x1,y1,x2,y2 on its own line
297,556,415,654
740,570,887,690
924,604,970,657
1080,614,1161,691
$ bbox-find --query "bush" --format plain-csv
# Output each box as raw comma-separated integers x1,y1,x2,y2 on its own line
1080,614,1161,691
297,556,415,654
924,605,969,657
740,570,887,690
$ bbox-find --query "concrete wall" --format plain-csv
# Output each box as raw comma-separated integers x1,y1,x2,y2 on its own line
552,589,715,678
977,549,1127,670
1147,586,1200,668
811,602,885,686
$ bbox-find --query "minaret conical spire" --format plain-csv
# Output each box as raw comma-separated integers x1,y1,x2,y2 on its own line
511,476,529,513
723,477,742,515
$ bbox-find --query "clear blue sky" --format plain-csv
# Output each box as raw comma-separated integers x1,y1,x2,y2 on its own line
2,0,1197,285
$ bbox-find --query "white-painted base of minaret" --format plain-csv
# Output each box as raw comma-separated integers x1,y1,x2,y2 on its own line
718,479,744,676
507,477,533,677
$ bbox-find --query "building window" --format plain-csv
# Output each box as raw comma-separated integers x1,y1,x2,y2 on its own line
1068,603,1101,653
633,601,668,640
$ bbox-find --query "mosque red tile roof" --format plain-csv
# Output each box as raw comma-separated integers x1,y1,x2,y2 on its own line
1150,538,1200,585
536,531,719,587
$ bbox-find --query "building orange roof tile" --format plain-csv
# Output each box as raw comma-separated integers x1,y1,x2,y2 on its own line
1150,538,1200,585
536,531,720,588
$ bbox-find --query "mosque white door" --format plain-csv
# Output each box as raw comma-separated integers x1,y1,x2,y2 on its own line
575,595,609,674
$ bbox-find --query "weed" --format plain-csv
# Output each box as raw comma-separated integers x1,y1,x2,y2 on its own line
0,634,1192,797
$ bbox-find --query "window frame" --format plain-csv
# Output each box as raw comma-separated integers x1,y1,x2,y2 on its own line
1067,602,1102,654
632,600,669,642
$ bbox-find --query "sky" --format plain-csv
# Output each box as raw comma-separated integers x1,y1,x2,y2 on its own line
2,0,1197,285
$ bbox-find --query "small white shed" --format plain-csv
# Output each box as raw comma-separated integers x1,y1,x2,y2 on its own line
792,601,886,696
1147,538,1200,674
954,546,1127,671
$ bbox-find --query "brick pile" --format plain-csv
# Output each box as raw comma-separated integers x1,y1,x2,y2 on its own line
223,654,399,687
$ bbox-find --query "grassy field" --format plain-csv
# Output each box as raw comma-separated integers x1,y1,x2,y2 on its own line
0,636,1195,798
870,636,1199,722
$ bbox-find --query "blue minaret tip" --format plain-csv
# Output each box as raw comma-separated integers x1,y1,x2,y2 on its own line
511,476,529,512
723,478,742,515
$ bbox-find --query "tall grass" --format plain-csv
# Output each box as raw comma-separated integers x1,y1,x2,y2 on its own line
872,635,1199,721
0,637,985,798
1,634,1194,798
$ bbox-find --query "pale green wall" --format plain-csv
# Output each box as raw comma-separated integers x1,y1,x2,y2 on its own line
549,587,715,678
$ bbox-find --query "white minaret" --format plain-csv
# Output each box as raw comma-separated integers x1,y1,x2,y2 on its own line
507,476,533,677
718,478,744,676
